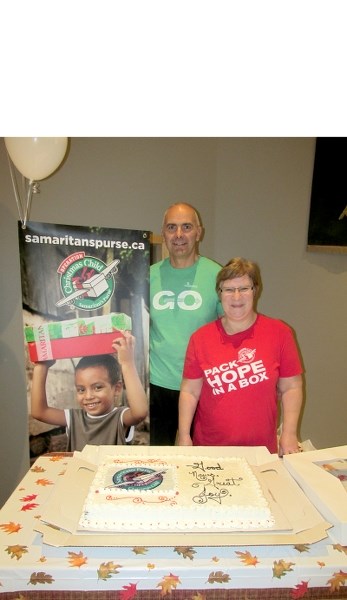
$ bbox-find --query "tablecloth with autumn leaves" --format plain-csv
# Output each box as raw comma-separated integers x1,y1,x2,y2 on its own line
0,454,347,599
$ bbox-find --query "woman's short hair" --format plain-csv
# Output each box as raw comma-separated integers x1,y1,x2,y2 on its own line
75,354,121,385
216,257,262,297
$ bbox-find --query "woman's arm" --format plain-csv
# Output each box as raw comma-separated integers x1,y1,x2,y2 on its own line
177,377,203,446
278,374,303,456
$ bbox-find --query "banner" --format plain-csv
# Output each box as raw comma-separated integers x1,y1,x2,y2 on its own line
18,221,150,459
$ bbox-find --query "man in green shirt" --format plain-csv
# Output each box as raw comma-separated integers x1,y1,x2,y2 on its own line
150,203,222,445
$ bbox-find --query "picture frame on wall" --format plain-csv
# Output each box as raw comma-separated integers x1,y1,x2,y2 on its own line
307,137,347,253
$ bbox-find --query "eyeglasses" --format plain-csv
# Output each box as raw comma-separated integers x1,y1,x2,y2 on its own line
220,286,254,296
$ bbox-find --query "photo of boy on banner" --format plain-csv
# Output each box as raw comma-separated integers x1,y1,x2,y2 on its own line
18,221,150,459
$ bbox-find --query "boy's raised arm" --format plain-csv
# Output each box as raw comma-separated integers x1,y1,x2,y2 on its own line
112,333,148,426
31,362,67,427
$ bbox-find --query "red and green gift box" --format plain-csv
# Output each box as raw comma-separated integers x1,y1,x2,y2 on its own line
25,313,132,361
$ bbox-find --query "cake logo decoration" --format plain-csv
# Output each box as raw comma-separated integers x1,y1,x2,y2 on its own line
56,252,119,310
110,468,165,491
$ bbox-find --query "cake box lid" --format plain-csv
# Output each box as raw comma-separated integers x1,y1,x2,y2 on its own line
36,445,331,547
284,445,347,545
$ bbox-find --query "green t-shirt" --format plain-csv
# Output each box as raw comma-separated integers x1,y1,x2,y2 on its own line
150,256,222,390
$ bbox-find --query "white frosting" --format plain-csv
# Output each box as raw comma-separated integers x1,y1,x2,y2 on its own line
78,455,275,532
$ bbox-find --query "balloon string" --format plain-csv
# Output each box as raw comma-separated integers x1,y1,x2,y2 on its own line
6,151,34,229
7,151,24,226
23,180,34,229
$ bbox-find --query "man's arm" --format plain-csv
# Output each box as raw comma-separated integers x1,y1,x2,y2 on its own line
113,333,148,427
177,377,203,445
31,362,67,426
278,374,303,456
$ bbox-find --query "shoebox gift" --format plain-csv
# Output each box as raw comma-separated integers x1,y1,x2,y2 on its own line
25,313,131,361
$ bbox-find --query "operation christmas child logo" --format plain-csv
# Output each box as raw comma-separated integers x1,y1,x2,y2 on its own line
56,252,119,311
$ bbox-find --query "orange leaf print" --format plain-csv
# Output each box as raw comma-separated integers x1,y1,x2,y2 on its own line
67,550,87,568
327,569,347,592
317,561,325,568
235,550,259,566
147,563,155,570
49,454,66,462
132,546,148,554
28,571,54,585
174,546,196,560
5,544,28,560
35,478,53,487
272,559,295,579
321,463,335,472
333,543,347,555
97,561,122,581
0,522,22,534
293,543,310,553
207,570,231,584
157,572,181,595
31,465,45,473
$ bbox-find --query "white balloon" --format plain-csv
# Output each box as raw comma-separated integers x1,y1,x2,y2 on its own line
4,137,68,181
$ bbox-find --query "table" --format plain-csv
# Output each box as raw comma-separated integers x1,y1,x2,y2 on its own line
1,453,347,599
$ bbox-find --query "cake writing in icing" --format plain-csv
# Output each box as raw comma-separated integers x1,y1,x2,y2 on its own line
188,459,240,505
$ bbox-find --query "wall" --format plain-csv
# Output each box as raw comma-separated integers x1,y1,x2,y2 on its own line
213,138,346,449
0,137,346,507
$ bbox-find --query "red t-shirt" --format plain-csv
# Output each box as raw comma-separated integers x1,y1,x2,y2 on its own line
183,314,303,453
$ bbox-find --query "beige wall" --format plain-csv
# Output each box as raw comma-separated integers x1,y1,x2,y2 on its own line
1,137,346,507
212,138,346,450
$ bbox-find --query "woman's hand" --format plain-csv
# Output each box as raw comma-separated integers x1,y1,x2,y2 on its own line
278,431,302,456
177,432,193,446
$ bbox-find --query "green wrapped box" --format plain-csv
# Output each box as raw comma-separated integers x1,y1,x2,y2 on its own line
25,313,132,343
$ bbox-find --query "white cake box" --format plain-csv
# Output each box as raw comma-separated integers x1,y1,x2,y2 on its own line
36,445,331,547
283,445,347,545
